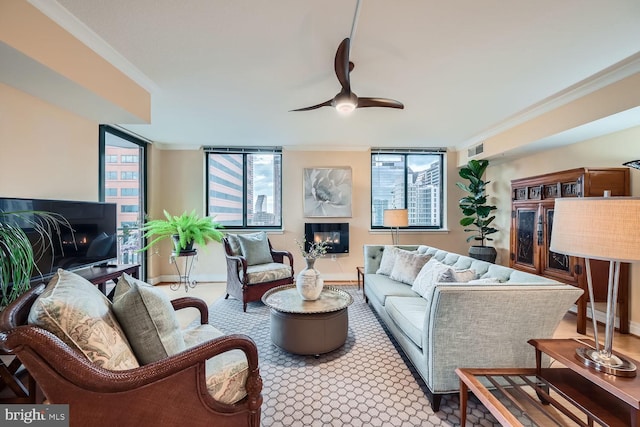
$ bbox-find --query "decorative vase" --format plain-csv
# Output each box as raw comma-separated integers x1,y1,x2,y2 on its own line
296,258,324,300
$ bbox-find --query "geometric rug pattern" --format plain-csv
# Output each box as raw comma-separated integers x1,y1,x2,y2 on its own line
206,285,499,426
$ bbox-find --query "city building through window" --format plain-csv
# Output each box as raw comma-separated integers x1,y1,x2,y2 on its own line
371,150,445,229
205,147,282,228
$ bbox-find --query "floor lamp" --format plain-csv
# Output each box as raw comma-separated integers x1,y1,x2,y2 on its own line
550,196,640,377
383,209,408,245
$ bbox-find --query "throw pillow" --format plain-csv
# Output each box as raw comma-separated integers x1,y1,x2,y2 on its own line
112,273,186,364
226,234,242,256
468,277,503,284
452,268,478,283
237,231,273,266
411,258,456,300
28,269,139,370
389,251,432,285
376,246,400,276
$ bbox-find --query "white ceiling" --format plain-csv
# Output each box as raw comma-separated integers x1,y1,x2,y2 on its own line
39,0,640,151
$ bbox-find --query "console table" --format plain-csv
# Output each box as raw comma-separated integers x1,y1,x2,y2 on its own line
75,264,140,298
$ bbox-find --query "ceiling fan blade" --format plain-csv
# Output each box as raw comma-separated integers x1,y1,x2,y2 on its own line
290,99,334,112
334,38,351,92
356,97,404,109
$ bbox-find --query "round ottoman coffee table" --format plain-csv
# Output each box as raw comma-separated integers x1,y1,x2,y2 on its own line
261,285,353,356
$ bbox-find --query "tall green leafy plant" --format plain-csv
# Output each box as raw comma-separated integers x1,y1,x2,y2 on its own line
0,211,72,309
139,210,224,252
456,159,498,247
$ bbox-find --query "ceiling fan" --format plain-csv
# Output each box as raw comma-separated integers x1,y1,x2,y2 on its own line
291,37,404,114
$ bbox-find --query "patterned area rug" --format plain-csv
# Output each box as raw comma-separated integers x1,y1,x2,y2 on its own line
205,285,499,427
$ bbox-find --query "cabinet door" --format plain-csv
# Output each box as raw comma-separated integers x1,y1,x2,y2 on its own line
541,205,579,285
510,204,539,274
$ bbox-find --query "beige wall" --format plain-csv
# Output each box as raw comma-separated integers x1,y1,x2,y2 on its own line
487,125,640,329
0,83,98,200
145,148,471,283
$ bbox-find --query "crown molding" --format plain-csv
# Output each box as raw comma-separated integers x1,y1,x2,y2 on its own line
458,51,640,150
28,0,159,93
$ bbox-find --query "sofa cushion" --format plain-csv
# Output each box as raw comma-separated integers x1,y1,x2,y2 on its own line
28,269,139,370
112,273,186,364
389,251,432,285
241,262,292,284
237,231,272,266
365,274,419,307
376,246,400,276
385,296,428,349
183,324,249,405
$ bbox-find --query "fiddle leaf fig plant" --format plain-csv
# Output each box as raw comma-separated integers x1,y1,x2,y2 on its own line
456,159,498,246
139,210,224,253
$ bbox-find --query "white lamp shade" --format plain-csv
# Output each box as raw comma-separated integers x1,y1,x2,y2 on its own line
550,197,640,263
383,209,409,227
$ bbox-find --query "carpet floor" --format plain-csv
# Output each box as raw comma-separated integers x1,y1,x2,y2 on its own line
206,285,499,427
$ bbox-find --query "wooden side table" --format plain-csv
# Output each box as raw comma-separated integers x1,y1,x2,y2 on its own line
75,264,140,298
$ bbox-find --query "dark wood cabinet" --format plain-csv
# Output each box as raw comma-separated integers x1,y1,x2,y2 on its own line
510,168,630,334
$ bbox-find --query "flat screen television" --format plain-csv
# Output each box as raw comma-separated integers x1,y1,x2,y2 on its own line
0,197,118,281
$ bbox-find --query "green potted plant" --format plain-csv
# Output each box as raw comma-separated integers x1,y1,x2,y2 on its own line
139,210,224,254
456,159,498,263
0,210,71,309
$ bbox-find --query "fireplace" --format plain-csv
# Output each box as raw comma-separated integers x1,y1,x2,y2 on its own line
304,223,349,254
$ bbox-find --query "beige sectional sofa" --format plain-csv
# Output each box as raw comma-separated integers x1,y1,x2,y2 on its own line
363,244,583,411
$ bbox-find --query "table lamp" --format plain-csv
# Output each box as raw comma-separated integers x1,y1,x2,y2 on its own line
383,209,408,245
550,196,640,377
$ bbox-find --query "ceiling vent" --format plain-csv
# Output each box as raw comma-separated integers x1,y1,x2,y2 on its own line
467,143,484,158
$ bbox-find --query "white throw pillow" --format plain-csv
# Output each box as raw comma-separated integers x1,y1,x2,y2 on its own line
468,277,502,284
389,251,432,285
376,246,400,276
411,258,456,299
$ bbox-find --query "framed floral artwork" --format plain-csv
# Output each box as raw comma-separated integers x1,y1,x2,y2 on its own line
303,167,352,217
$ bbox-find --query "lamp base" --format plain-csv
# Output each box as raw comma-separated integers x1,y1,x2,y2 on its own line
576,347,637,377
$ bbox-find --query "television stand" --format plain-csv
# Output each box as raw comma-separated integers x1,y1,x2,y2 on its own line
75,264,140,298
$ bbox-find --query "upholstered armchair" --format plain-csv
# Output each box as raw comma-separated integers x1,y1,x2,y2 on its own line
0,270,263,427
224,232,294,312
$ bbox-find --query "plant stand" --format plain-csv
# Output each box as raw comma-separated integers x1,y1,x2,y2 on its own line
170,249,198,292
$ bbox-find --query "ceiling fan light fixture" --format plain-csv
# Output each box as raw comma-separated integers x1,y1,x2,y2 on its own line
335,99,357,114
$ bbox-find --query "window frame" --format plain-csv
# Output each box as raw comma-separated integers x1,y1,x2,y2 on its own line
370,149,446,231
205,147,283,229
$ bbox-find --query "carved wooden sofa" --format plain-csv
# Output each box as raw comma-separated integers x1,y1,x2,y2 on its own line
224,232,294,311
0,269,262,427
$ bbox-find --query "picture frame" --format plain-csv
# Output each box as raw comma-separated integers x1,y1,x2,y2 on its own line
303,167,352,217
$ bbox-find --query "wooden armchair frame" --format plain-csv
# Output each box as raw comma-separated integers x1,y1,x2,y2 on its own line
223,237,294,312
0,284,263,427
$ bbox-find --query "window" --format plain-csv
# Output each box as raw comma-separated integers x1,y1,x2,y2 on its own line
121,171,138,180
121,155,139,163
371,150,445,229
99,125,147,278
205,147,282,228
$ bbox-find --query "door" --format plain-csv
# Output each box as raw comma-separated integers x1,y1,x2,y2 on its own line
510,203,539,274
99,126,147,279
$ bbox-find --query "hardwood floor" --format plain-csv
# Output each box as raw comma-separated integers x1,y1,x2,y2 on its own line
158,281,640,360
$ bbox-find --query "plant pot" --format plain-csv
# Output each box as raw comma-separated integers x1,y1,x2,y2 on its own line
172,235,194,254
468,246,497,263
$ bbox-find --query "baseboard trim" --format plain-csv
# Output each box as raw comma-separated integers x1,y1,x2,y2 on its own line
568,304,640,337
